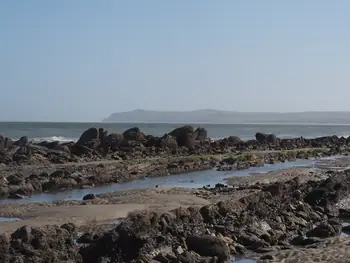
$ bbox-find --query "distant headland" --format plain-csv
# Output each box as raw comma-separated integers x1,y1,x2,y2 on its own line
102,109,350,124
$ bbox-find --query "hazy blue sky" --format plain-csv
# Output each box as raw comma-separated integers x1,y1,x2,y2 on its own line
1,1,350,121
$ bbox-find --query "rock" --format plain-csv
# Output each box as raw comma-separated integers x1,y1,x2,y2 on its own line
60,223,76,234
104,133,124,150
237,233,268,250
185,235,229,262
8,193,27,199
0,234,9,261
122,127,145,141
6,174,24,185
15,136,28,147
290,235,322,246
194,127,207,141
1,137,12,149
8,225,82,262
255,132,268,143
77,232,96,244
83,194,97,200
260,254,274,260
306,222,341,238
11,225,32,242
267,134,277,144
160,135,178,151
176,246,184,255
169,125,196,149
153,253,169,263
76,128,99,146
227,136,241,144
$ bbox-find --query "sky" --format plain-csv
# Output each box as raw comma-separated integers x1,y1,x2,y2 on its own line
1,1,350,122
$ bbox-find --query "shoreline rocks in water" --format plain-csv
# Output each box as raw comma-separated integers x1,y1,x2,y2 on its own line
0,125,347,166
0,124,347,199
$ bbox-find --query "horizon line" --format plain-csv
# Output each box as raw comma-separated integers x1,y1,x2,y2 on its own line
110,109,350,114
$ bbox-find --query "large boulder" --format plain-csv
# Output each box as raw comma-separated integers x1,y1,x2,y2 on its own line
227,136,241,144
186,235,229,262
104,133,124,150
267,134,278,144
160,135,178,151
255,132,278,144
122,127,145,141
169,125,196,149
255,132,268,143
14,136,28,147
194,127,208,141
306,221,342,238
76,128,99,146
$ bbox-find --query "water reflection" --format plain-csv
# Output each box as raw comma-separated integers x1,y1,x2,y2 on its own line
0,217,21,222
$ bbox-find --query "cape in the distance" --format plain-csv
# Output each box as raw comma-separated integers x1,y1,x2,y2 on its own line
102,109,350,124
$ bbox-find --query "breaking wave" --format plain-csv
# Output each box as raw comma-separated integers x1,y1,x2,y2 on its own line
29,136,78,143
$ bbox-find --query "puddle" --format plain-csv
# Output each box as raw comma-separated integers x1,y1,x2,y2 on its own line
0,156,340,205
0,217,21,222
341,221,350,237
230,256,256,263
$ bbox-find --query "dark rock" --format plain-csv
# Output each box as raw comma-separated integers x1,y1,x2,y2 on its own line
185,235,229,262
11,225,32,242
0,233,10,261
60,223,76,234
306,222,341,238
194,127,207,141
255,132,268,143
267,134,277,144
83,194,97,200
77,232,96,244
260,254,274,260
227,136,241,144
237,233,268,250
122,127,145,141
169,126,195,149
15,136,28,147
8,193,27,199
6,174,24,185
160,135,178,151
104,133,124,150
76,128,99,146
290,235,322,246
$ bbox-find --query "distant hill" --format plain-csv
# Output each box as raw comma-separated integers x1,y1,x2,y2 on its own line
102,109,350,124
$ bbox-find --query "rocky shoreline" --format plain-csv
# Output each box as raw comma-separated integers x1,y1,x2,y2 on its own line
0,125,348,199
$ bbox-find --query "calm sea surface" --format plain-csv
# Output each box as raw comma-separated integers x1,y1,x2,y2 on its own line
0,122,350,142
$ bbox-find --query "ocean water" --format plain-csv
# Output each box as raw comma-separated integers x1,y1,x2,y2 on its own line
1,122,350,142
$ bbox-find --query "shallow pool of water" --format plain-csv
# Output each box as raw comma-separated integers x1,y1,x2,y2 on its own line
230,256,256,263
0,217,21,222
0,158,327,204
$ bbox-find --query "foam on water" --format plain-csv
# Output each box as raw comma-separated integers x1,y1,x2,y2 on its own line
30,136,77,143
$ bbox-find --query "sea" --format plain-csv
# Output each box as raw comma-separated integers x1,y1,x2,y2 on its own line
1,122,350,143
